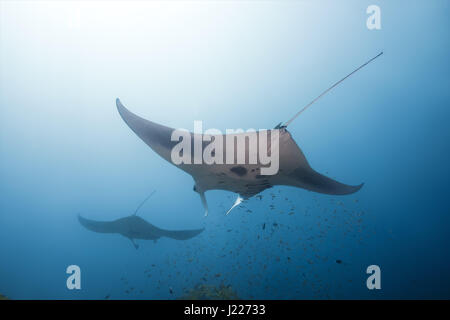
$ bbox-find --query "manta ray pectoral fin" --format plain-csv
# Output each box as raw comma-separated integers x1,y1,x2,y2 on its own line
78,215,116,234
162,228,205,240
226,195,244,216
292,167,363,195
116,98,176,163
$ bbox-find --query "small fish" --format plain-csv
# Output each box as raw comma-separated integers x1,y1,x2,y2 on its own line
262,223,266,230
169,287,173,295
335,259,343,264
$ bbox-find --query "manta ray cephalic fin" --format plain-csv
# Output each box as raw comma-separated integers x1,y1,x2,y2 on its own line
199,191,209,216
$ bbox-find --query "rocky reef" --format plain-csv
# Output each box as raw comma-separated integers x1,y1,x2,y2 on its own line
0,293,9,300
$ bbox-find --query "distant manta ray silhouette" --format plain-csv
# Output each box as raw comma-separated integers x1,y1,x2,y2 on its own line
116,53,382,216
78,192,204,249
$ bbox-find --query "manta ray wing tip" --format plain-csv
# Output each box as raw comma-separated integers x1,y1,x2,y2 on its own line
353,182,364,193
115,98,131,122
116,98,123,108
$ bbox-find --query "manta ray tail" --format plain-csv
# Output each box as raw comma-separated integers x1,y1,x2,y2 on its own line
283,52,383,128
133,190,156,216
161,228,205,240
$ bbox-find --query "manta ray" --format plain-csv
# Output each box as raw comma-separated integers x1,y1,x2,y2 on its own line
78,192,204,248
116,53,382,215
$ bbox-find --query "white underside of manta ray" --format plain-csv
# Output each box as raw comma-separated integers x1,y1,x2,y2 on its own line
115,53,382,216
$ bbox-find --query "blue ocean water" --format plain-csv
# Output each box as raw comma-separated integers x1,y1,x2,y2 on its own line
0,1,449,300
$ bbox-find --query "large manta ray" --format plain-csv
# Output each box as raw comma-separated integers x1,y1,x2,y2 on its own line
78,215,204,249
116,53,382,215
